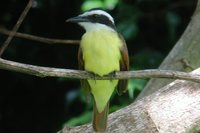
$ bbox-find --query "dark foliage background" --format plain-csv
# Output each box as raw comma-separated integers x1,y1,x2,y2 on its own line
0,0,196,133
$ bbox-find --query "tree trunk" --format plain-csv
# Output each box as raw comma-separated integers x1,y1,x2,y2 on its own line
137,0,200,99
58,68,200,133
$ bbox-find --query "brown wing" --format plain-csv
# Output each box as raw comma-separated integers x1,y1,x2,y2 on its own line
78,47,91,101
117,34,129,95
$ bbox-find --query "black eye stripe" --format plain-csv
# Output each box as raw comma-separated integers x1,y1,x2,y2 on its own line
87,14,116,30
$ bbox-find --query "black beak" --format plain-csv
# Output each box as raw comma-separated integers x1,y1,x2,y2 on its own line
66,16,88,23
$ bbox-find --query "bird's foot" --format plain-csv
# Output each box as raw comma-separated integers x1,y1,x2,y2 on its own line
109,71,116,81
90,72,98,83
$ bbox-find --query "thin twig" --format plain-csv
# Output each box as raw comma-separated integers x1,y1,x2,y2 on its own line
0,28,80,45
0,58,200,83
0,0,32,56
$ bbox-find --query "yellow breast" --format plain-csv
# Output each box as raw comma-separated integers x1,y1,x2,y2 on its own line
81,29,122,76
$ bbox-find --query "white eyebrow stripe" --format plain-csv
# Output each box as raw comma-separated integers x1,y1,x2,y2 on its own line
80,10,114,24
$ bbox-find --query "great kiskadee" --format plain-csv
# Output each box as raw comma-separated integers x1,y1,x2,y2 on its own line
66,9,129,132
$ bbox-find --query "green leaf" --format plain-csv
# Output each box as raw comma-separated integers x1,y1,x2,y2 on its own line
128,79,147,99
81,0,119,11
81,0,104,11
64,111,92,127
104,0,119,10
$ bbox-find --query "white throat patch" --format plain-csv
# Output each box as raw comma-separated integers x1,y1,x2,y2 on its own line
79,22,114,32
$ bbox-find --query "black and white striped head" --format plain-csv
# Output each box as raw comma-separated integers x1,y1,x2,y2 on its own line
66,9,116,32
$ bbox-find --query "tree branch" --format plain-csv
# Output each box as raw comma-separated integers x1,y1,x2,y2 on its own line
0,28,80,45
0,58,200,82
0,0,32,56
137,0,200,99
59,68,200,133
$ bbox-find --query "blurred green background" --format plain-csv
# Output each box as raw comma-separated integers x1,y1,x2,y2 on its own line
0,0,196,133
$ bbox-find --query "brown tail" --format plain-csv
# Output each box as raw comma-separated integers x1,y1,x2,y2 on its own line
93,101,109,132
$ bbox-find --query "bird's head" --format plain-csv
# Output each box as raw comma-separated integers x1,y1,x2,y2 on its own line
66,9,116,32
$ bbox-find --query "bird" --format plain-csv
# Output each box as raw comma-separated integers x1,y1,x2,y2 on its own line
66,9,129,132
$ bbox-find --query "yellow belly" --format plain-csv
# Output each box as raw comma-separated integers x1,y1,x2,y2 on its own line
81,29,122,112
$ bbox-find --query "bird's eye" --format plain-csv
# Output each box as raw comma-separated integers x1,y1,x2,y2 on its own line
93,14,98,18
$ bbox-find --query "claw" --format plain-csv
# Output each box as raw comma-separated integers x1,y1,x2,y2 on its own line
90,72,97,83
109,71,116,81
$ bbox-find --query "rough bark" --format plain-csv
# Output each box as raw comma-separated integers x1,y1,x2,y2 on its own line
137,0,200,99
58,68,200,133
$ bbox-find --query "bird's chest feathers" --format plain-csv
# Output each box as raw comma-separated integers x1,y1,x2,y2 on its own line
81,30,122,76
